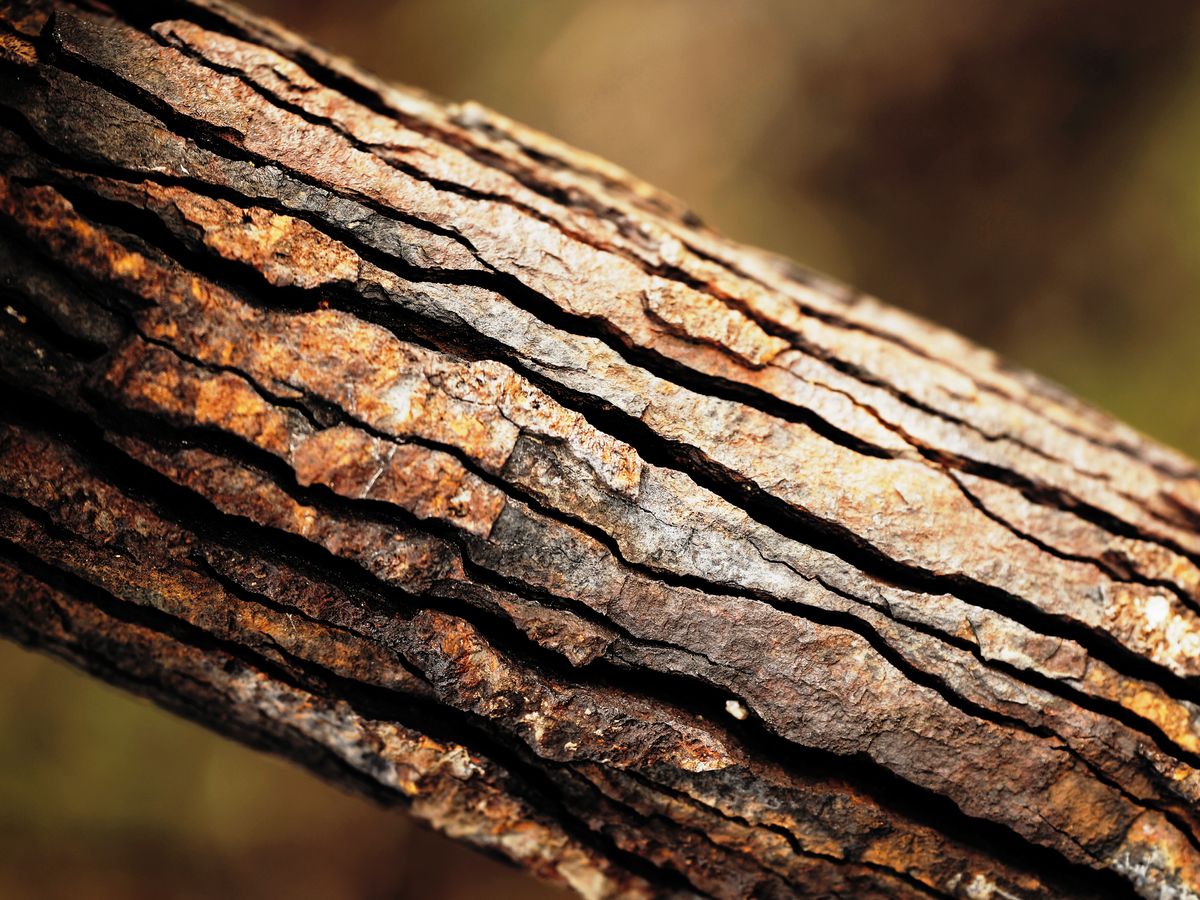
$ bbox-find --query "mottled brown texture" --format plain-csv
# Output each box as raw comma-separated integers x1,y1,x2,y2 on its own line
1,1,1199,897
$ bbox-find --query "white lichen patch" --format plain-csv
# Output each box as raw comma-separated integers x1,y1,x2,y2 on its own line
962,872,1024,900
1146,594,1171,629
381,376,418,427
725,699,748,721
555,857,616,900
438,745,481,781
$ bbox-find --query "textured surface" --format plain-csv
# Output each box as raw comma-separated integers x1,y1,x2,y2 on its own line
2,1,1200,896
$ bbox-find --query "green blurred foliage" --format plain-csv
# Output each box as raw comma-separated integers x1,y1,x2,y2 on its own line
4,1,1200,896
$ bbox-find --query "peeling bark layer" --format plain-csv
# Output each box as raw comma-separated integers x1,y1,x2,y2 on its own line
2,1,1200,896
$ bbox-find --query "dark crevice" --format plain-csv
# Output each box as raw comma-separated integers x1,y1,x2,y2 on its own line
1124,487,1200,541
191,554,436,694
0,286,112,360
768,329,1114,479
611,768,951,900
102,316,1200,787
10,159,1200,762
928,446,1200,571
0,491,115,555
0,385,1137,898
107,0,700,226
825,369,1200,613
564,781,801,898
10,271,1167,806
11,74,1190,602
1063,733,1200,857
36,31,901,464
0,535,690,895
756,310,1200,555
1161,491,1200,532
13,62,1195,594
87,0,1200,494
948,470,1200,616
131,328,338,431
115,0,1200,496
760,361,1200,609
990,359,1200,482
15,258,1200,799
809,566,1200,773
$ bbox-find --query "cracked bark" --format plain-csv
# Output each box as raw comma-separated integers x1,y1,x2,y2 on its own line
2,1,1200,896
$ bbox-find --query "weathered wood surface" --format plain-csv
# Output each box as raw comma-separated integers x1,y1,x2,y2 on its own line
2,1,1200,896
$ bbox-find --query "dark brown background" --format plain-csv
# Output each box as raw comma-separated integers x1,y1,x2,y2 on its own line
4,1,1200,896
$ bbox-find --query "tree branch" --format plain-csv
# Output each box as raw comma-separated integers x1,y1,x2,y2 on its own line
1,1,1199,896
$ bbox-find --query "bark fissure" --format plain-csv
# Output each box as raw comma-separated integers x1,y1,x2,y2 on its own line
30,162,1199,712
106,0,1191,495
5,50,1192,597
16,240,1200,804
0,535,703,895
9,157,1200,888
0,389,1144,898
116,0,1200,529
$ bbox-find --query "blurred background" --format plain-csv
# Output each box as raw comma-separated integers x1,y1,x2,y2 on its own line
4,0,1200,896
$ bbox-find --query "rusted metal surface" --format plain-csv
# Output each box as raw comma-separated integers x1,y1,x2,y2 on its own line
1,1,1199,896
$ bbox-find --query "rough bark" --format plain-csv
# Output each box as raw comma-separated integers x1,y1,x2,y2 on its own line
1,1,1200,896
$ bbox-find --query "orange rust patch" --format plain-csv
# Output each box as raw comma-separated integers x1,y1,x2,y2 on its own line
140,182,360,289
292,426,506,538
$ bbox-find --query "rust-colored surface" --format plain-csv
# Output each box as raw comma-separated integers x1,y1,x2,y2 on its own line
1,1,1200,897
